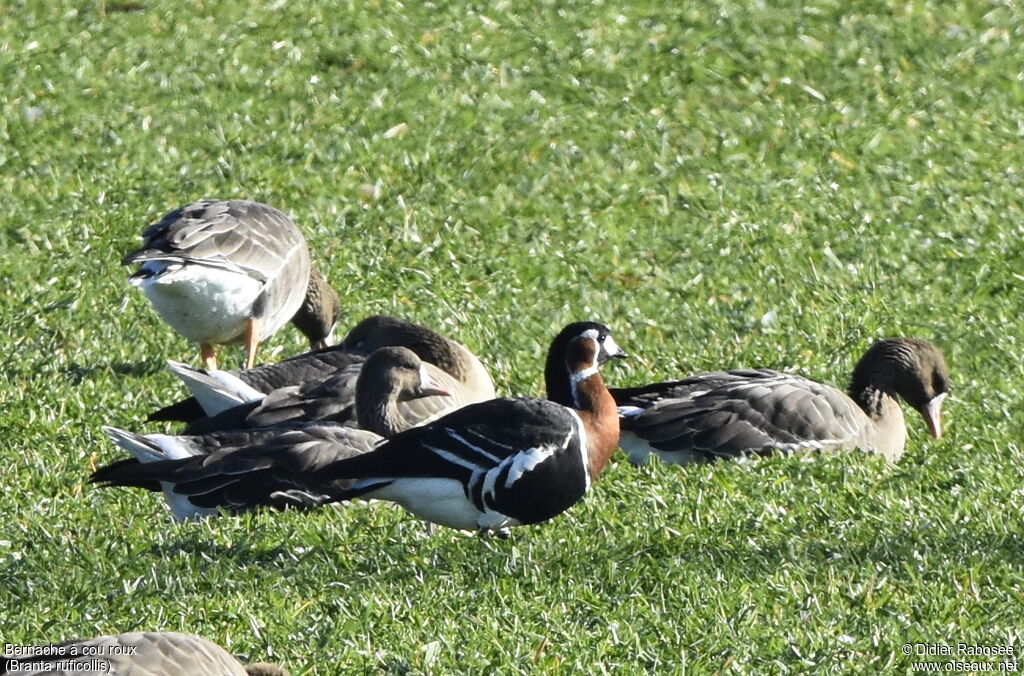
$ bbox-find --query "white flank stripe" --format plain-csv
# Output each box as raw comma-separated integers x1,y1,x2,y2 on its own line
502,443,561,489
481,466,500,502
617,405,645,418
426,444,489,472
445,430,503,464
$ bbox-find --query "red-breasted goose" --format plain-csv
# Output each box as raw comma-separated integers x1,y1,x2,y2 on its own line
95,322,626,534
611,338,949,464
123,200,341,370
94,347,449,520
0,631,287,675
147,315,495,424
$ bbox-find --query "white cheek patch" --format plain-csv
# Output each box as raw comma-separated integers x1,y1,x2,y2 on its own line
602,334,623,358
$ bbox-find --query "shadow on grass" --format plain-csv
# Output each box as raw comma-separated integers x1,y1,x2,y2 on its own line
147,538,293,568
60,360,167,385
609,517,1024,580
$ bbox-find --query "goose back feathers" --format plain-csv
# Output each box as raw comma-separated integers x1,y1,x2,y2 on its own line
93,347,448,520
149,315,495,430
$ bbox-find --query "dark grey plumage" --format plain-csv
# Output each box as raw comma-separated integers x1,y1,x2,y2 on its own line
94,347,448,520
151,315,495,432
612,338,949,464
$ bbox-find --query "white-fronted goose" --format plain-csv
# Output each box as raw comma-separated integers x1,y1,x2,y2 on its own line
340,315,495,402
95,322,626,534
123,200,341,370
611,338,949,464
0,631,287,676
94,347,449,520
147,315,495,424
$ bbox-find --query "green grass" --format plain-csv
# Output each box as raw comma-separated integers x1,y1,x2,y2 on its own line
2,0,1023,673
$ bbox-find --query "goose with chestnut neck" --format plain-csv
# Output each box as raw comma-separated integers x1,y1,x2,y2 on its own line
96,322,626,534
612,338,948,464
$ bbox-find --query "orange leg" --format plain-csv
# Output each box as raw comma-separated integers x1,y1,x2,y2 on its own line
201,343,218,371
244,318,260,369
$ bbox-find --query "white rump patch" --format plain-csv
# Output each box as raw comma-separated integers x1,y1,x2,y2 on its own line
167,360,265,415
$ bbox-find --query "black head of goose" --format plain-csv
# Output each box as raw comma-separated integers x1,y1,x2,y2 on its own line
122,200,341,370
95,322,626,533
611,337,949,465
146,314,494,424
93,347,450,520
0,631,288,675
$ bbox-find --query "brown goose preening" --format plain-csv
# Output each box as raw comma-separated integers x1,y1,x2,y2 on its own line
610,338,949,464
95,322,626,534
148,315,496,433
123,200,341,370
0,631,287,676
94,347,449,520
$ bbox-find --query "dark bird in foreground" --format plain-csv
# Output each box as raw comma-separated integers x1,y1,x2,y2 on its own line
0,631,287,676
148,314,495,428
95,347,449,520
610,338,948,464
94,322,626,534
123,199,341,370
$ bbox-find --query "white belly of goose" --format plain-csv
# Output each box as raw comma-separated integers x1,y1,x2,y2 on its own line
365,477,519,532
134,262,264,344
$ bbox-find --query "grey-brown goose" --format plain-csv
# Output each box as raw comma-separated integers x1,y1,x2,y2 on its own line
94,347,449,520
0,631,287,676
611,338,949,464
123,200,341,370
147,315,496,431
95,322,627,534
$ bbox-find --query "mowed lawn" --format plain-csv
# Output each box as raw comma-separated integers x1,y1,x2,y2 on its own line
2,0,1022,673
